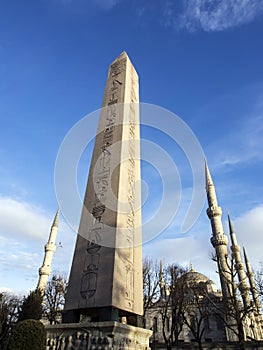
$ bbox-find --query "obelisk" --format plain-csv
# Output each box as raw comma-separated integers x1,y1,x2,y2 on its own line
63,52,143,325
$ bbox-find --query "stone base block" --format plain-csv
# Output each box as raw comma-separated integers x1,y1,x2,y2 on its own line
45,321,152,350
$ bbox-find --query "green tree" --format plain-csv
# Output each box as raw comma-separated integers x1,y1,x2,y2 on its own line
8,319,46,350
18,290,43,322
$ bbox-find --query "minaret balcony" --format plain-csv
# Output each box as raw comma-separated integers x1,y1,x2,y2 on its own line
239,283,250,293
206,206,222,218
39,266,51,276
231,245,241,253
45,243,56,252
210,234,228,247
247,271,254,278
234,261,244,271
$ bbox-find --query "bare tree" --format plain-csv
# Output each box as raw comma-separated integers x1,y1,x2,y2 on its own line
159,264,188,350
182,280,216,350
43,274,67,324
143,258,160,320
255,260,263,302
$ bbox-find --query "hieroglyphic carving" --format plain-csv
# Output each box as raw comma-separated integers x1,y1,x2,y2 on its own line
125,264,134,309
110,58,126,77
123,73,138,309
80,60,125,301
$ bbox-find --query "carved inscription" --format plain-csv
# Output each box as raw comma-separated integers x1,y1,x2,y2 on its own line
124,71,138,309
80,60,125,300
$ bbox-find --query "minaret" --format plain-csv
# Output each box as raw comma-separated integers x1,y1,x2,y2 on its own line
243,247,263,339
228,213,251,309
243,247,262,316
37,208,60,293
159,260,166,300
205,160,231,302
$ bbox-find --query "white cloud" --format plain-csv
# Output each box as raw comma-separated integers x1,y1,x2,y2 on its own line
0,197,65,293
0,197,51,241
0,250,39,271
50,0,263,31
1,197,262,295
199,83,263,173
231,204,263,267
164,0,263,32
0,287,14,293
212,113,263,169
143,231,220,285
0,196,76,292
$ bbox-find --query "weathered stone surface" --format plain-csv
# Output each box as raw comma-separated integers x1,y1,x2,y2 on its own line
45,321,152,350
63,52,143,322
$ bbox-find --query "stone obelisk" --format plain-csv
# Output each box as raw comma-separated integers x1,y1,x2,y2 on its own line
63,52,143,325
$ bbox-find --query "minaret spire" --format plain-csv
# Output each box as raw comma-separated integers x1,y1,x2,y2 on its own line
228,213,250,309
52,207,60,228
205,159,218,208
37,208,60,294
205,160,231,302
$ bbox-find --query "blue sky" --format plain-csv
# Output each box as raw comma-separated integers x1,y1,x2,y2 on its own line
1,0,263,294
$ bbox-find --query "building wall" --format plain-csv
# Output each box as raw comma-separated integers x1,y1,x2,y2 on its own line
145,301,227,345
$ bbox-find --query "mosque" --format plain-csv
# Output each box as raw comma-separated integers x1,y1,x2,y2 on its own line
144,162,263,346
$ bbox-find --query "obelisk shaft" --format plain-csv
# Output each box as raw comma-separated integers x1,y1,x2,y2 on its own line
63,52,143,323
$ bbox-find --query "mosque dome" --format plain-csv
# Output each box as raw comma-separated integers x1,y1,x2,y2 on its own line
178,267,218,294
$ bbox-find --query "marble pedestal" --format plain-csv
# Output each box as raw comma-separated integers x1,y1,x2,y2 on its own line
45,321,152,350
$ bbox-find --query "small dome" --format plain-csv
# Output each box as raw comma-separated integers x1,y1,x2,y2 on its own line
179,271,218,293
183,271,211,283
